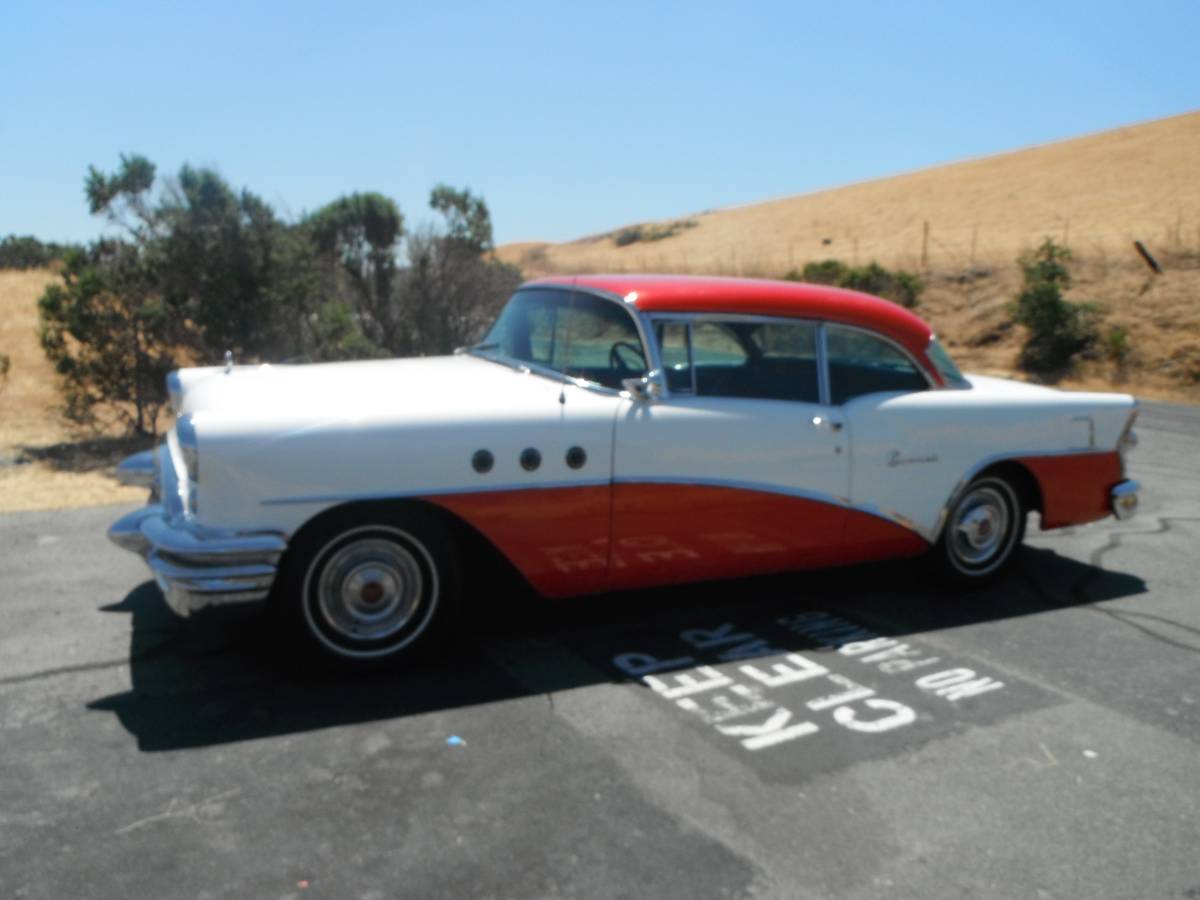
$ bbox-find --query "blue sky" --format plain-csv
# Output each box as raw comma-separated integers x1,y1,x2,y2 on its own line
2,0,1197,246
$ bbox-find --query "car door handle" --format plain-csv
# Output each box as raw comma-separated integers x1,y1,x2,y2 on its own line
811,416,844,432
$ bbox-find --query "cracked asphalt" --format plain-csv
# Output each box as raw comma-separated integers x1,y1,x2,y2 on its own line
2,402,1198,899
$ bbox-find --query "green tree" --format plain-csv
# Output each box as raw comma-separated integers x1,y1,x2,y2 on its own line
429,184,493,253
400,186,521,356
39,241,176,435
39,154,319,434
1010,239,1098,374
305,192,405,355
157,166,311,361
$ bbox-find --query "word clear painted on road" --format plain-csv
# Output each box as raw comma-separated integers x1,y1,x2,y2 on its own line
613,610,1006,756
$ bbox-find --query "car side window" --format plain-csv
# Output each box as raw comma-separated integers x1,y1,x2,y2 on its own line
686,319,819,403
825,325,928,404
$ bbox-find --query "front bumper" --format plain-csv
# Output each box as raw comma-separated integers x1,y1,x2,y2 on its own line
108,504,287,616
1111,480,1140,521
108,444,287,616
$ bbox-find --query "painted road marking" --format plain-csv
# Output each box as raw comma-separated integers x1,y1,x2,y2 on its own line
613,608,1017,757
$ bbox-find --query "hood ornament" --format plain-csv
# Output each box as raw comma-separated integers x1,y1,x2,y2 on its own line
224,350,234,374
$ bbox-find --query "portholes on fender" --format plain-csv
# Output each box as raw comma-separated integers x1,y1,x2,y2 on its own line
566,446,587,470
520,448,541,471
472,449,494,474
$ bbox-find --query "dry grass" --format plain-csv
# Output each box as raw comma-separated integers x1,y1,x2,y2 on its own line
0,269,148,512
498,111,1200,403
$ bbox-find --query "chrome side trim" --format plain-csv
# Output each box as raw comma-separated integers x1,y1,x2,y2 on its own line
116,450,156,488
262,478,614,506
260,476,932,543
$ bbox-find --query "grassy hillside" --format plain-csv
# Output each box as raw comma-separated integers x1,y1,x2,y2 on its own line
501,111,1200,274
498,111,1200,400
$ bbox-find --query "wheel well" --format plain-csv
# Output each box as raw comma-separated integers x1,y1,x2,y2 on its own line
975,461,1043,516
280,497,532,599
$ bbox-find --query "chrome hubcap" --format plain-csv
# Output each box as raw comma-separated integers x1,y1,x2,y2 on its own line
317,538,424,642
951,486,1010,566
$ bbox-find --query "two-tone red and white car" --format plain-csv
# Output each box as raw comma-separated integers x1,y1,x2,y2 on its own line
110,275,1139,664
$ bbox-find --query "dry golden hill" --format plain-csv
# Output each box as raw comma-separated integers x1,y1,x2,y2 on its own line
499,110,1200,275
498,111,1200,402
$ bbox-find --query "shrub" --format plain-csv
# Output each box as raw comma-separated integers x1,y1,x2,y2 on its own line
785,259,922,308
0,235,79,269
1009,239,1098,374
612,220,696,247
793,260,846,285
1103,326,1130,364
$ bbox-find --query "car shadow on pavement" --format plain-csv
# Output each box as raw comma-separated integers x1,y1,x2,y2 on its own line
87,544,1145,752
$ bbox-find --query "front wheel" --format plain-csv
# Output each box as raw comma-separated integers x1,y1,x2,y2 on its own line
932,475,1025,584
279,507,460,666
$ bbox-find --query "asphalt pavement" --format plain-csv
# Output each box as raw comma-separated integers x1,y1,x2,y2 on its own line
1,402,1198,899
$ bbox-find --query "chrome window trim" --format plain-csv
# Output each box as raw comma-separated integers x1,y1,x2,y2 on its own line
816,323,831,406
650,318,697,396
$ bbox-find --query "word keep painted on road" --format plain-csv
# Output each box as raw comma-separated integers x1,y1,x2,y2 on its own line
613,610,1004,754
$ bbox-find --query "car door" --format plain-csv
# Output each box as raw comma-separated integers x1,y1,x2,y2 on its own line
824,323,947,546
609,316,851,590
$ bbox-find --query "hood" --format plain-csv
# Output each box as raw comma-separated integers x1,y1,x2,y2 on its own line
174,354,570,426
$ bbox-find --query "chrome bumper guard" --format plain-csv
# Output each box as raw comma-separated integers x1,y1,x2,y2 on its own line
1111,480,1140,521
108,503,287,617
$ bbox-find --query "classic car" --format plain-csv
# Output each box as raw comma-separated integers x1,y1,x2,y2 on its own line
109,274,1140,665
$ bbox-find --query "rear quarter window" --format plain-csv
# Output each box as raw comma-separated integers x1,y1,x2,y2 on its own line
826,326,929,404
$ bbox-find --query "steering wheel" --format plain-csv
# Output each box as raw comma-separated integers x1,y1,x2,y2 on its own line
609,341,647,374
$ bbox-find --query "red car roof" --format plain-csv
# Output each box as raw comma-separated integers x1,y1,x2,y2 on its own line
525,274,936,367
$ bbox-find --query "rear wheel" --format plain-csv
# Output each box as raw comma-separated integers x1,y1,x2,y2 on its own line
933,474,1025,584
280,507,460,666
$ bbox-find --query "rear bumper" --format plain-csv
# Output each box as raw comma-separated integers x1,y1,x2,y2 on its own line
1111,480,1140,521
109,500,287,617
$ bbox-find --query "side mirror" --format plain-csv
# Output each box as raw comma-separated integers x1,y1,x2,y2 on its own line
622,369,666,403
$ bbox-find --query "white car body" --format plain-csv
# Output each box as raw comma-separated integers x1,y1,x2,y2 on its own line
109,274,1139,661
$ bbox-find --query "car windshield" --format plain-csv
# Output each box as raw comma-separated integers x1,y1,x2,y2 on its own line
474,288,647,389
927,337,970,387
